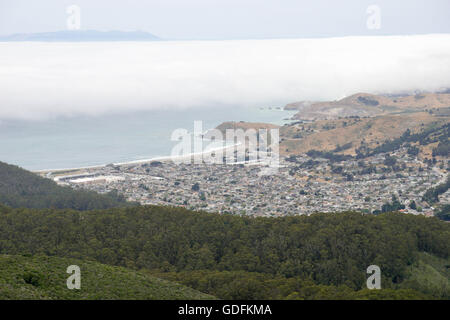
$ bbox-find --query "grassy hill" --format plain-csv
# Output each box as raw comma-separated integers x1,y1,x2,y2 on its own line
280,112,449,158
0,254,214,300
288,92,450,120
214,93,449,159
399,252,450,299
0,161,136,210
215,121,280,134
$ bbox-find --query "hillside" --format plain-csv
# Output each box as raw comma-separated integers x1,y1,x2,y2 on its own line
399,252,450,299
0,161,136,210
215,121,280,135
288,92,450,120
0,205,448,299
280,112,449,157
155,270,433,300
215,93,449,158
0,254,214,300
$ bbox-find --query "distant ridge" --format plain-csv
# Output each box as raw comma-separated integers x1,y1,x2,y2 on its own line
286,92,450,120
0,30,161,42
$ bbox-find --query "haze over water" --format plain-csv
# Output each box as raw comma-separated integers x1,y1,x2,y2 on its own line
1,35,450,170
0,107,295,171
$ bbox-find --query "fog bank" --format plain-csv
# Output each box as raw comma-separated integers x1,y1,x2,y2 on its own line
1,34,450,120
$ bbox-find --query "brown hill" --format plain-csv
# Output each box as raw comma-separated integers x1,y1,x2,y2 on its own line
280,111,449,157
289,92,450,120
215,121,279,135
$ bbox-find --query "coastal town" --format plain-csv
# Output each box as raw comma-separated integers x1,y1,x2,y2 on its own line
47,144,448,217
38,93,450,218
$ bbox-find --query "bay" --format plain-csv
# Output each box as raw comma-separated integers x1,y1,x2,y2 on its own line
0,107,295,171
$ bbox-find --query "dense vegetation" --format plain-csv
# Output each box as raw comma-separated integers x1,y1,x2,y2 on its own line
435,205,450,221
154,269,431,300
422,176,450,204
0,161,135,210
0,254,214,300
0,205,448,299
375,195,406,214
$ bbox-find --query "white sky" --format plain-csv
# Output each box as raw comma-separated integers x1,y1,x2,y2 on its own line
0,1,449,120
0,0,449,39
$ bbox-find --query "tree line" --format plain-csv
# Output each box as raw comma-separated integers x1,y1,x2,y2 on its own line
0,205,448,299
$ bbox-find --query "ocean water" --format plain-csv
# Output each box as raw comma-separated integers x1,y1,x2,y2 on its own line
0,107,295,171
2,37,450,171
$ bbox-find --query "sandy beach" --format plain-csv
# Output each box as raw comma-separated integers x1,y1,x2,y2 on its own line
34,141,242,175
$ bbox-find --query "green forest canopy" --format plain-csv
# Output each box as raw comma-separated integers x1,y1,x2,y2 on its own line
0,205,448,299
0,161,135,210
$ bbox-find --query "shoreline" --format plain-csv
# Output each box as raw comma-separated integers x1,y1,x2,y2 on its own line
34,141,241,175
10,107,294,175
